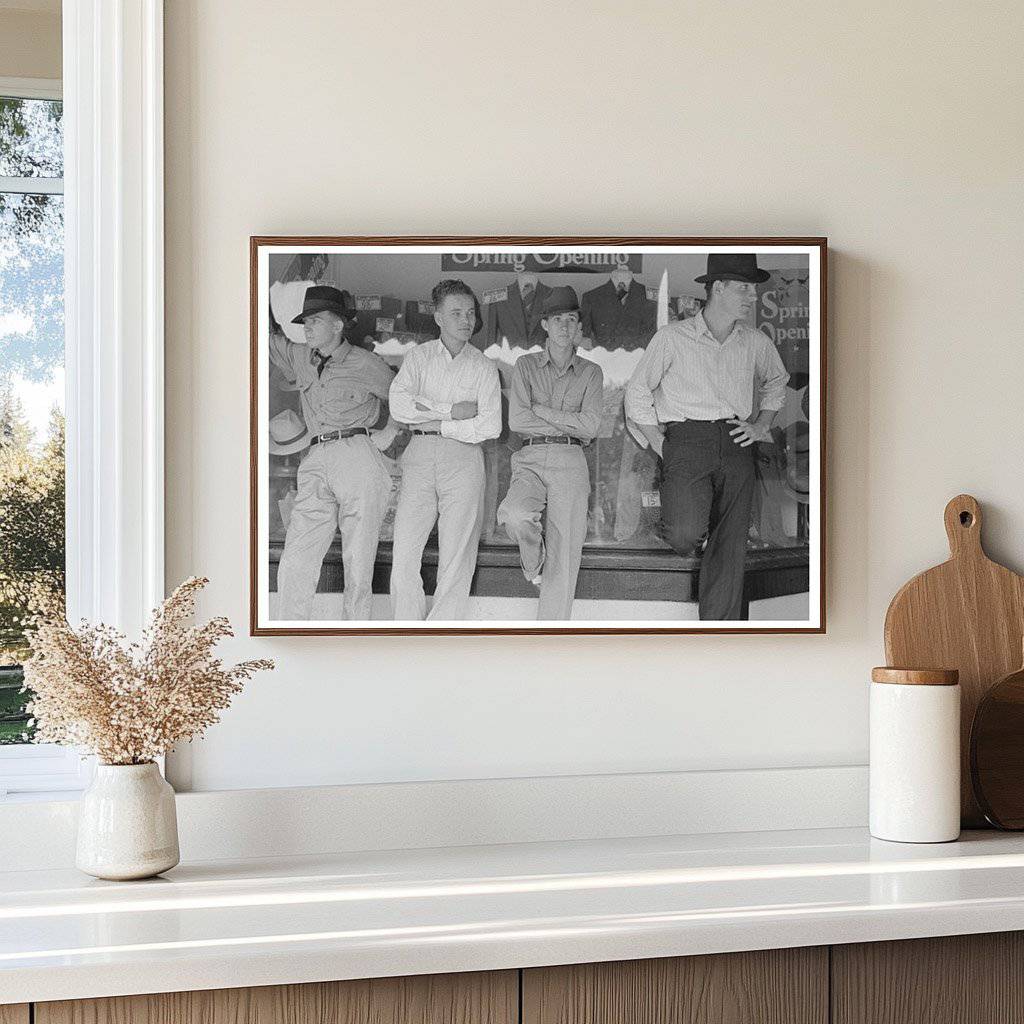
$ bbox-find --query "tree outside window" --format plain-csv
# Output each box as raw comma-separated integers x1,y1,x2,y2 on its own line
0,93,65,744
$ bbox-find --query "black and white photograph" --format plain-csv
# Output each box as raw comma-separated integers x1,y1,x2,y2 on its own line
250,238,825,634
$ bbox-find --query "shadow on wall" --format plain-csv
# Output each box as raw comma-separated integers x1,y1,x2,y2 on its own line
826,248,871,640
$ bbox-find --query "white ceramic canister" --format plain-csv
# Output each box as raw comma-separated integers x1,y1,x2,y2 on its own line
76,762,180,880
870,667,961,843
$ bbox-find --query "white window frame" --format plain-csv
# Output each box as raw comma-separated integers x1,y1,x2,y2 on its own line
0,1,164,801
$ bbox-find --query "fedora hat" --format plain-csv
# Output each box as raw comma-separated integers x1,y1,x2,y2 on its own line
540,285,580,318
291,285,357,325
268,409,311,455
694,253,770,285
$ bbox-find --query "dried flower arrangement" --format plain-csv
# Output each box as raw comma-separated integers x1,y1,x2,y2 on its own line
22,577,273,765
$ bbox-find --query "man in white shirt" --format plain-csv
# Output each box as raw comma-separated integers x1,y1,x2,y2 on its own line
625,254,789,620
389,280,502,620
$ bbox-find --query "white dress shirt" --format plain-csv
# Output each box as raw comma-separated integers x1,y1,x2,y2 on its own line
389,338,502,444
625,312,790,425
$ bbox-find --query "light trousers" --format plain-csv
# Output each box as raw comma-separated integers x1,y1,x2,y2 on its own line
277,435,393,621
390,435,485,621
497,443,591,620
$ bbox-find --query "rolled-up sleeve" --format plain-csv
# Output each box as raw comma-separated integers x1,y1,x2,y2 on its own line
441,359,502,444
625,328,673,425
269,329,300,383
755,336,790,412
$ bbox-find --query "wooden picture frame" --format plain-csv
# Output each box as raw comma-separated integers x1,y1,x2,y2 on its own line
250,236,827,635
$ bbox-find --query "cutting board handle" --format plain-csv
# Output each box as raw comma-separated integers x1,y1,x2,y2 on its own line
944,494,983,558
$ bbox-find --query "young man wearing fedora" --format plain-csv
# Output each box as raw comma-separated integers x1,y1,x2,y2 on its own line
269,284,397,621
497,286,604,620
388,279,502,621
625,254,789,621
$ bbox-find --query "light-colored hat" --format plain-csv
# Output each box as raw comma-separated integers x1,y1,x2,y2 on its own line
269,409,311,455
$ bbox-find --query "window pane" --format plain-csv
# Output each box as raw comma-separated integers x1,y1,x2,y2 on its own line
0,98,63,178
0,187,65,745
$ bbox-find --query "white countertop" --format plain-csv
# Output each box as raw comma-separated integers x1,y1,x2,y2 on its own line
4,826,1024,1005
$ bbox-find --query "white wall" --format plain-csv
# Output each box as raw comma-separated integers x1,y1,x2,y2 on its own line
163,0,1024,792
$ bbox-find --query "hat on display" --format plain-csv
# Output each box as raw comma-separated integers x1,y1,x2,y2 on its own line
268,409,311,455
694,253,770,285
540,286,580,317
291,285,357,324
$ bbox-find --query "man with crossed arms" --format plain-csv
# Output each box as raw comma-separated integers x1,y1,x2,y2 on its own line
625,253,789,621
388,279,501,620
498,286,604,620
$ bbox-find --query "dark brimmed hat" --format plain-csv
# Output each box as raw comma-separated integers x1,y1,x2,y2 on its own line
291,285,357,324
694,253,770,285
540,286,580,317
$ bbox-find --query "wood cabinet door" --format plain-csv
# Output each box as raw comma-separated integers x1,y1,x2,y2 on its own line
35,970,517,1024
0,1006,29,1024
833,932,1024,1024
523,949,828,1024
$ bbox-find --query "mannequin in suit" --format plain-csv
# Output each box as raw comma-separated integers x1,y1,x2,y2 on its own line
580,268,657,350
481,270,552,349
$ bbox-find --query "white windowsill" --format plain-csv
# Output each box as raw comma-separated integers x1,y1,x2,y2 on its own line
0,745,95,801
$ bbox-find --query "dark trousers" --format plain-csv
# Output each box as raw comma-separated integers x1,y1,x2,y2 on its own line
659,420,756,620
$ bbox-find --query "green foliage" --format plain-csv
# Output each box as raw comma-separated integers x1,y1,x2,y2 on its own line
0,390,65,742
0,665,31,744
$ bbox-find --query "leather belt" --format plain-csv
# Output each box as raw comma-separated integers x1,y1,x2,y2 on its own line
522,436,583,447
310,427,370,445
666,418,734,426
411,428,441,436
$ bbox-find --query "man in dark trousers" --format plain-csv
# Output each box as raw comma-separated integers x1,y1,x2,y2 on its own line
625,254,789,620
580,271,657,350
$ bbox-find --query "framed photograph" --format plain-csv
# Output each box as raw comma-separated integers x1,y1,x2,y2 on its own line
250,236,826,635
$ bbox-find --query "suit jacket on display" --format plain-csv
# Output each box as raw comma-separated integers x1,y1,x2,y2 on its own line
481,279,552,350
580,279,657,350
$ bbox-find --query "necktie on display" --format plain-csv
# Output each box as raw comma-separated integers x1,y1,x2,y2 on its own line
521,283,535,307
617,283,628,305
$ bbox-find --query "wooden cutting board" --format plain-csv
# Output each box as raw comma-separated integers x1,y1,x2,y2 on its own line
884,494,1024,827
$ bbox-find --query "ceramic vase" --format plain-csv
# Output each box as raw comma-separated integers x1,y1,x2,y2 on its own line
76,761,180,880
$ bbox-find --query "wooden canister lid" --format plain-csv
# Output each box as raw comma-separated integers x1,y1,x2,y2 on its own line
871,667,960,686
